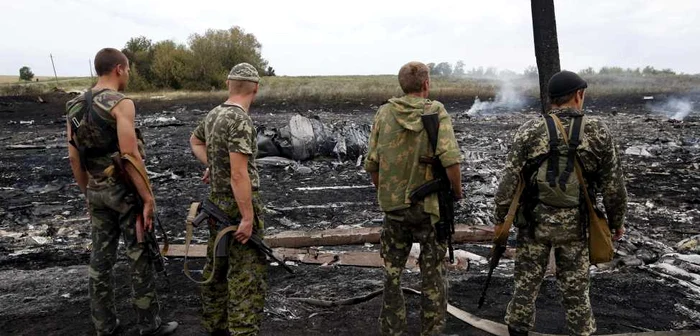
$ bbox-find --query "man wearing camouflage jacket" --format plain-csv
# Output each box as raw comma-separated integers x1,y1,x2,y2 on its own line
66,48,177,336
189,63,267,336
365,61,462,336
494,71,627,336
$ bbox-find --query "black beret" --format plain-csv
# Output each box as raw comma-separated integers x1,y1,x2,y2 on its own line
547,70,588,98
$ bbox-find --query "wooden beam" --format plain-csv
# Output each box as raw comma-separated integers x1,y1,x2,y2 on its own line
163,225,494,258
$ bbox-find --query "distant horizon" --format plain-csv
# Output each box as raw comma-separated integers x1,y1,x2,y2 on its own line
3,65,699,79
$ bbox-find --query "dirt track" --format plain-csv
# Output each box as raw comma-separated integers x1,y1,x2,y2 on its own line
1,92,700,335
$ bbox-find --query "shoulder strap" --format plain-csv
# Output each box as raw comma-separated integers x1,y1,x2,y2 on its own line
87,88,116,131
557,116,584,190
421,102,439,155
494,174,525,245
550,115,596,213
543,115,559,188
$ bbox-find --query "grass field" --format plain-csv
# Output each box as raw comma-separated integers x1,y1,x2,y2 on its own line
2,73,699,102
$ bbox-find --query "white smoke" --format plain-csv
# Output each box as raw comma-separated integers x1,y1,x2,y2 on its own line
651,98,694,121
466,80,526,116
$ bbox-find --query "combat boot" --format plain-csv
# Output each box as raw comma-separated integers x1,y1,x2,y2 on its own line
140,321,179,336
100,319,121,336
210,330,231,336
508,326,529,336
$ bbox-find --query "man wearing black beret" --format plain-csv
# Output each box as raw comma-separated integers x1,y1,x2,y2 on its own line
493,70,628,336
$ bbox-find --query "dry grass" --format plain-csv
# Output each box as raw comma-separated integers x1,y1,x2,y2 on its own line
2,74,699,103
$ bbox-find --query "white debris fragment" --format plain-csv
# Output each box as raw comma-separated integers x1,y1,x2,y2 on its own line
650,263,700,286
625,146,654,157
28,236,51,245
20,120,35,125
295,185,373,191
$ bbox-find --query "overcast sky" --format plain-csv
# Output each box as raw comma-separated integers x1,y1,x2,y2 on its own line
2,0,699,77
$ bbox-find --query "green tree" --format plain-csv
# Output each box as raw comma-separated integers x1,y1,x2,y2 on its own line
188,26,269,89
265,66,276,76
122,36,154,82
523,65,538,78
427,62,436,75
578,67,596,75
453,61,465,76
433,62,452,76
150,40,192,89
19,66,34,81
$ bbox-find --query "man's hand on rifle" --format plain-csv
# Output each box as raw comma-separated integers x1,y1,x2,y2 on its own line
142,199,155,232
235,218,254,244
201,168,210,184
613,226,625,241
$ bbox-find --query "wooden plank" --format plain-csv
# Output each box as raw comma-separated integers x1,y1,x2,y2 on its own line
163,225,494,258
267,224,493,248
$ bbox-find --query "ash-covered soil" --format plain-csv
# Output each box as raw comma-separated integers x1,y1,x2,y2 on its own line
1,92,700,335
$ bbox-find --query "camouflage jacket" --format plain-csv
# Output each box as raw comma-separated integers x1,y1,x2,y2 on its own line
192,104,260,197
494,107,627,242
66,89,137,186
365,95,461,224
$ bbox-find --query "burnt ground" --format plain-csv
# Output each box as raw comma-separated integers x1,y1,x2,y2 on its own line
1,92,700,335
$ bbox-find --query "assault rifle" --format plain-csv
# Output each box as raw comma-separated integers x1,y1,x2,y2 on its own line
477,177,525,308
408,112,456,263
191,199,294,274
111,153,169,284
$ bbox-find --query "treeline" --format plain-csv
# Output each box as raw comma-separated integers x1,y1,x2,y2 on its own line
121,26,274,91
427,61,681,78
579,66,677,76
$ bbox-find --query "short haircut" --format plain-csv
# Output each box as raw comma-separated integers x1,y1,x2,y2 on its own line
398,62,429,94
94,48,128,76
550,90,582,106
227,80,257,95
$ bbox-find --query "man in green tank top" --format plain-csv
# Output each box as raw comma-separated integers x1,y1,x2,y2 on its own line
66,48,178,336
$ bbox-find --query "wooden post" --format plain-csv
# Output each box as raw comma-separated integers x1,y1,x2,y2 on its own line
88,59,94,81
531,0,561,113
49,53,59,88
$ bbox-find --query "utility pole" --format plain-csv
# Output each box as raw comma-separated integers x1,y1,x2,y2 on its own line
49,53,59,88
531,0,561,113
88,58,94,82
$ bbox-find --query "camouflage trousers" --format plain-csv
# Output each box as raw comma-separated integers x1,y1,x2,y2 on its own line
379,204,448,336
505,230,596,336
201,193,268,335
87,183,161,335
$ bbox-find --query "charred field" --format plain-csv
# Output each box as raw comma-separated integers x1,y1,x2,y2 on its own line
1,91,700,336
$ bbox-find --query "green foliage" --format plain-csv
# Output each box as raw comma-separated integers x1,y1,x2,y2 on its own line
579,67,596,75
150,40,191,89
19,66,34,81
433,62,453,76
120,26,270,91
453,61,465,76
523,66,538,78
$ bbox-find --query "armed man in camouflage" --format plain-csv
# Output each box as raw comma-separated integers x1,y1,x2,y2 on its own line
189,63,267,336
66,48,178,336
494,71,627,336
365,61,462,336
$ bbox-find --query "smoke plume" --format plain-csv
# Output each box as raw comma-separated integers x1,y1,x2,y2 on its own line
466,80,526,116
651,98,694,121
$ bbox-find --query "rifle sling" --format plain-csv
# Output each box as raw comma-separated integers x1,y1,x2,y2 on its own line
116,154,169,255
543,115,559,188
422,102,438,154
549,115,596,215
183,207,239,284
494,174,525,246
